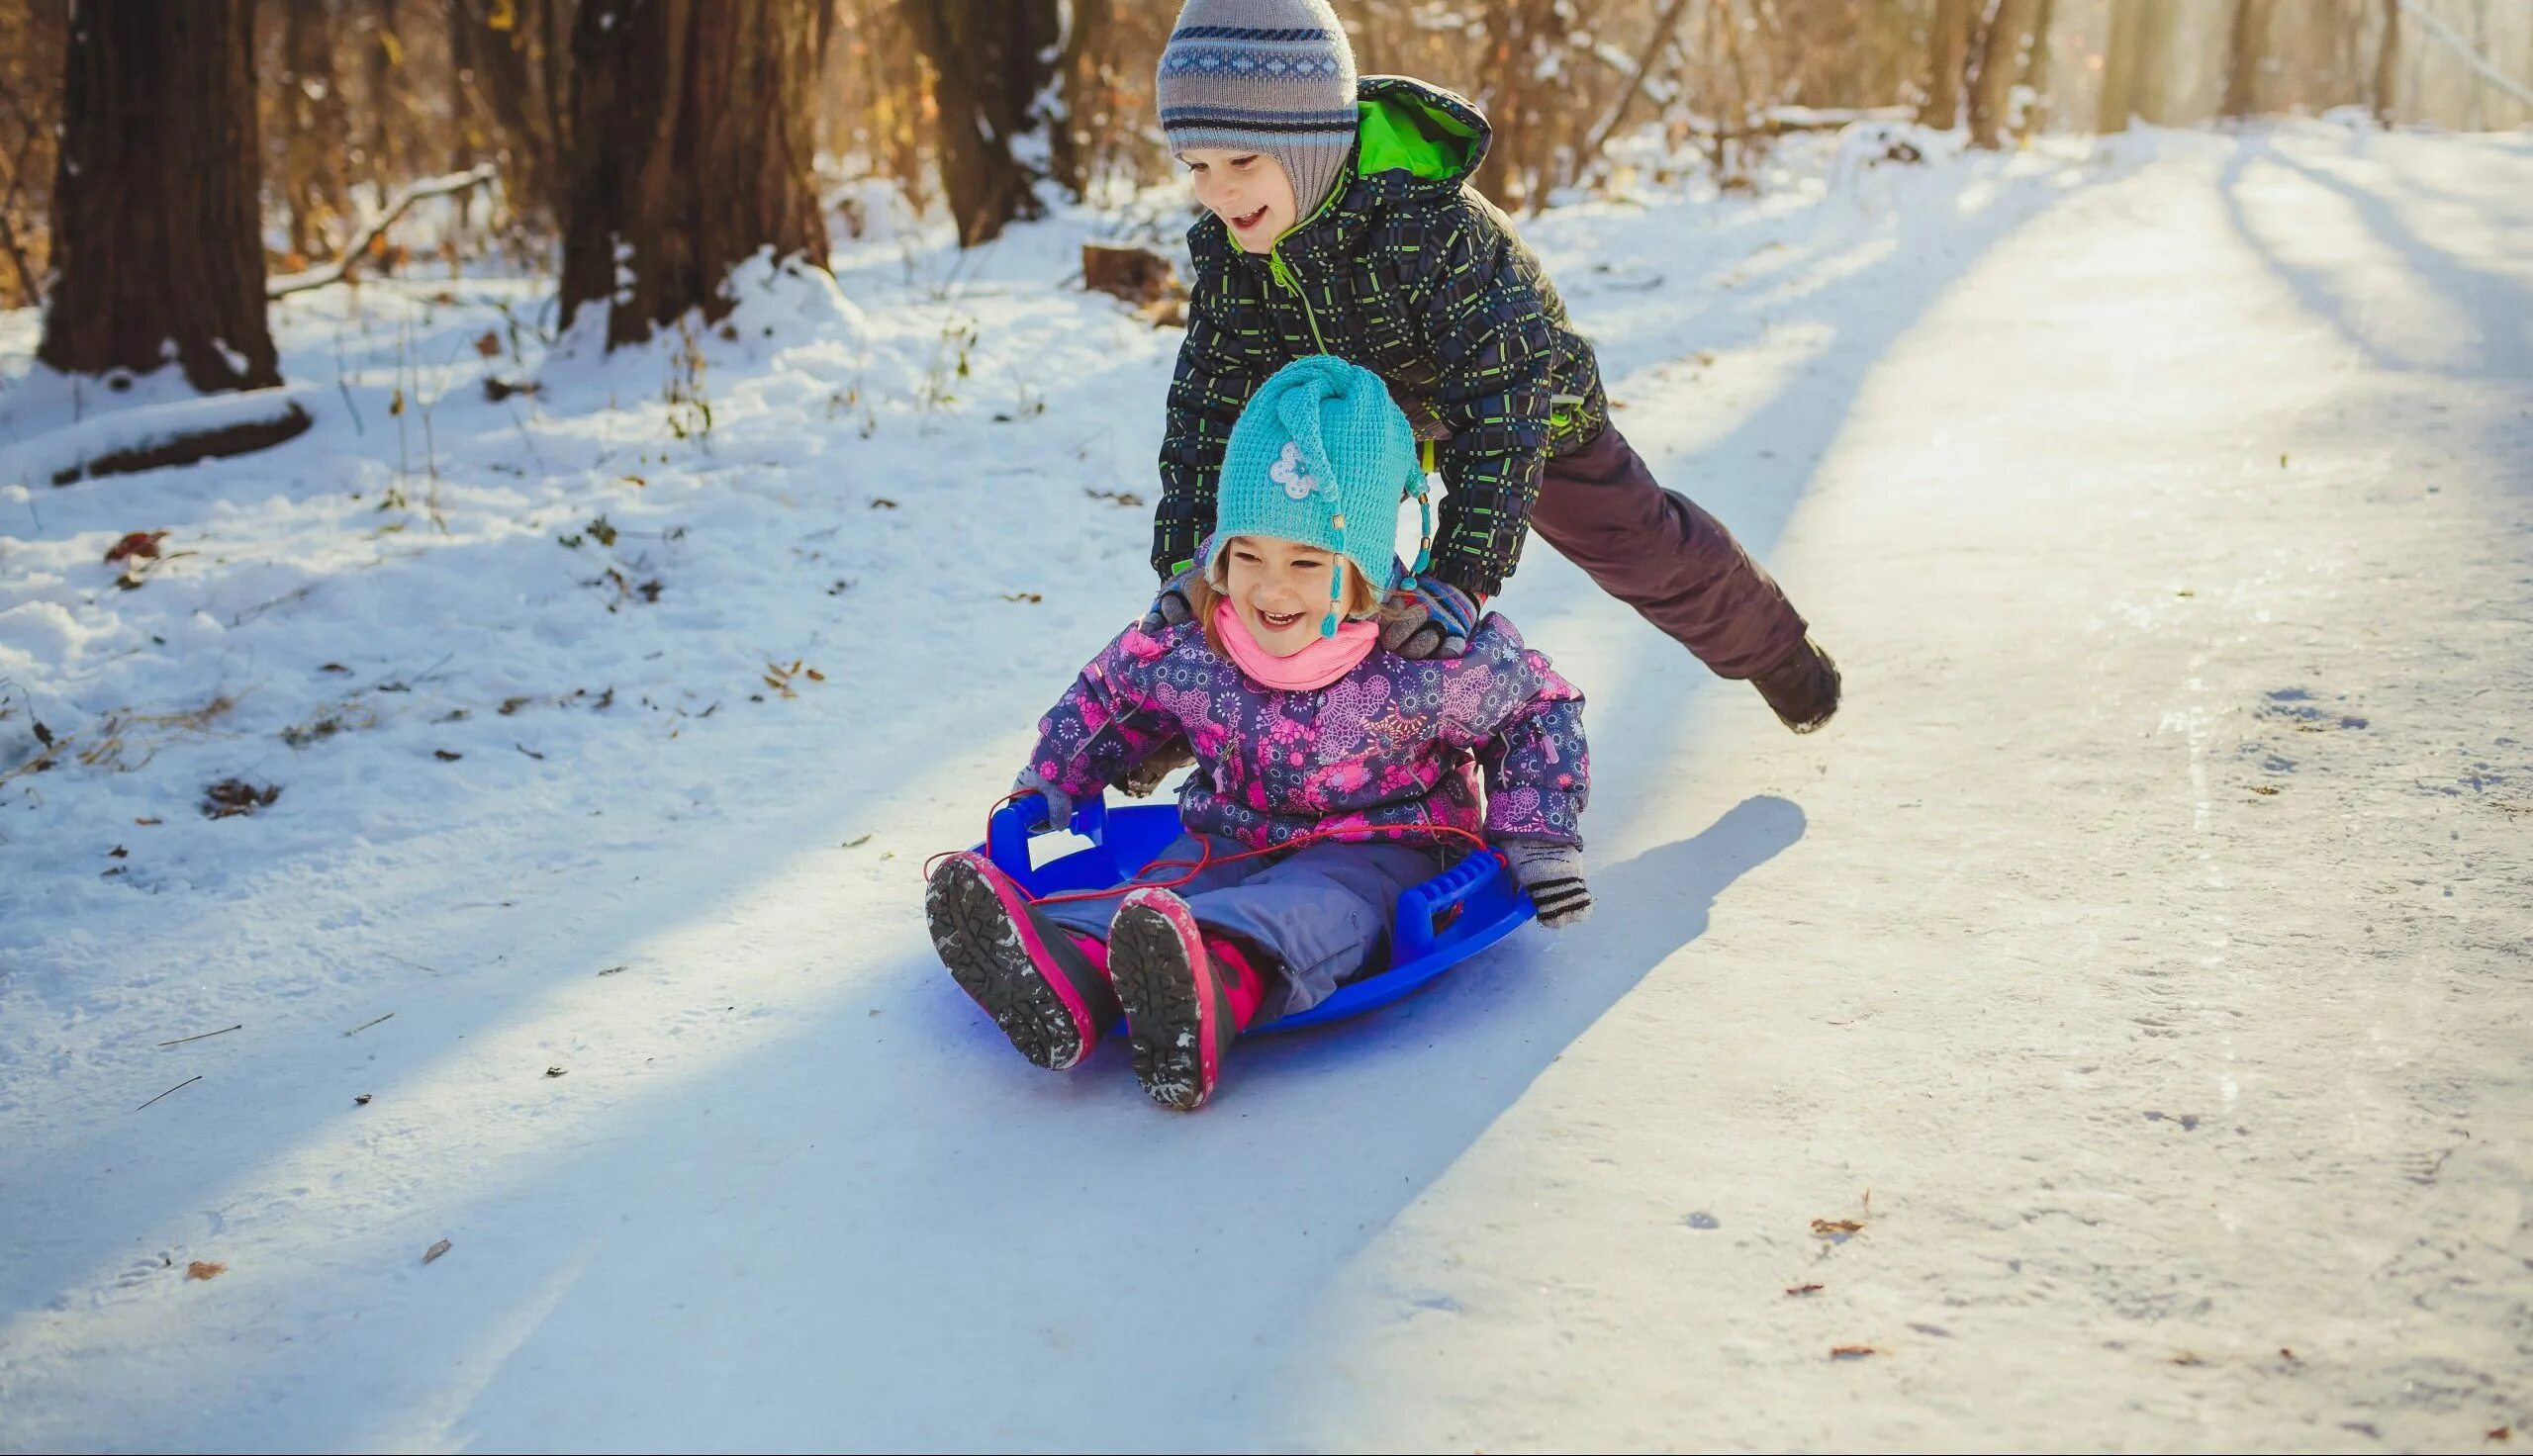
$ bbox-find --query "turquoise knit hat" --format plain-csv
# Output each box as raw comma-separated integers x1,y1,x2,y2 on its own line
1207,355,1433,637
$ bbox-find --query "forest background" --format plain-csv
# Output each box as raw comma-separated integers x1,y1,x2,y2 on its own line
1,0,2528,383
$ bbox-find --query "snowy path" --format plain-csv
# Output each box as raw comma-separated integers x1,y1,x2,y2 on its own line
2,127,2529,1451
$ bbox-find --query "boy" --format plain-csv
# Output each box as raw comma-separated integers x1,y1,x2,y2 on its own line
1144,0,1840,731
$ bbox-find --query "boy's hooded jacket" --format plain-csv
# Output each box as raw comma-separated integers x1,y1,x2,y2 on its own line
1029,613,1589,852
1156,77,1611,602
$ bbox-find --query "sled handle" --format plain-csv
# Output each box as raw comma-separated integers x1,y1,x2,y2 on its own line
1391,849,1517,963
986,791,1110,876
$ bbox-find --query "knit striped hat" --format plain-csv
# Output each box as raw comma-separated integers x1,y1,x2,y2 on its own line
1209,355,1431,637
1157,0,1360,225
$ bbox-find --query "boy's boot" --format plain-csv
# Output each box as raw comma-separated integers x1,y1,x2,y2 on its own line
1752,634,1841,734
1108,887,1268,1112
926,852,1120,1071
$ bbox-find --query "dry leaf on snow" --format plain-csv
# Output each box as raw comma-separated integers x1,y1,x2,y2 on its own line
185,1261,225,1281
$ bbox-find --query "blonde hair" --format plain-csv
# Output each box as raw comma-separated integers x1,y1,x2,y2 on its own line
1190,538,1380,657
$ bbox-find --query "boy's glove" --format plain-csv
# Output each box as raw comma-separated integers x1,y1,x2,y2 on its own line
1377,579,1480,661
1139,562,1205,634
1118,734,1196,797
1499,839,1592,929
1012,768,1077,834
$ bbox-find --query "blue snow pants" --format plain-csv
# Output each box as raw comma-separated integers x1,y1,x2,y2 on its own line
1038,833,1448,1022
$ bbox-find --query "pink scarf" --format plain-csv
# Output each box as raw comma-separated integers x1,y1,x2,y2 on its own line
1214,600,1377,690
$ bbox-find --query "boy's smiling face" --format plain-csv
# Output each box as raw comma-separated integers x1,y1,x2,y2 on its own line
1178,147,1298,254
1221,535,1347,656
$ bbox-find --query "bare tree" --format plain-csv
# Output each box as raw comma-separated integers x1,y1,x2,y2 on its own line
2372,0,2400,124
278,0,351,260
2017,0,2058,138
449,0,571,227
359,0,407,197
900,0,1065,246
2223,0,2276,118
1968,0,2042,146
0,0,66,309
39,0,281,391
1922,0,1978,129
557,0,829,349
2097,0,2179,131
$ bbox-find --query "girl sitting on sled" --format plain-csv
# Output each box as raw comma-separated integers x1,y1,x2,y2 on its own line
923,355,1592,1112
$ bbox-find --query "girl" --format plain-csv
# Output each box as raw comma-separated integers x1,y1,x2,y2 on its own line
924,355,1592,1112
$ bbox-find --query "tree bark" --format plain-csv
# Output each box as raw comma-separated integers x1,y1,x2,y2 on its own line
900,0,1064,246
2016,0,2057,139
279,0,350,261
1968,0,2040,146
2372,0,2400,125
361,0,407,197
1047,0,1113,201
2134,0,2181,125
2098,0,2141,132
38,0,281,392
557,0,830,349
2222,0,2275,118
451,0,563,224
1922,0,1978,129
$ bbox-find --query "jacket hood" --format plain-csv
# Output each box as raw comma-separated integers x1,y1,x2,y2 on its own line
1354,76,1490,192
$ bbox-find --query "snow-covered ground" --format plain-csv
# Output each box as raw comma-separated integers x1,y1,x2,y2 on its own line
1,121,2528,1451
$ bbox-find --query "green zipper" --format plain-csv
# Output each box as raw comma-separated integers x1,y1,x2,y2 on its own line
1264,186,1345,354
1268,245,1329,352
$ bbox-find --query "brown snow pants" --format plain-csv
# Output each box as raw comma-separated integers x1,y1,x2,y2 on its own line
1525,423,1809,681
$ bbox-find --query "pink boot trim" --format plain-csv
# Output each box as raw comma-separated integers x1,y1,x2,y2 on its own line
948,850,1100,1059
1070,932,1110,978
1203,937,1267,1030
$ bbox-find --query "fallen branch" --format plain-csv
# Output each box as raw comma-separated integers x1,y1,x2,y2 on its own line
7,385,319,488
157,1024,242,1047
268,163,499,300
137,1074,202,1111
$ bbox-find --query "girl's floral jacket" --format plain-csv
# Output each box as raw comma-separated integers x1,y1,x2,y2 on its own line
1028,614,1588,851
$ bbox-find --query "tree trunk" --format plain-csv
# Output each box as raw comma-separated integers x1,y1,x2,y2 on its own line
279,0,350,261
38,0,281,392
2372,0,2400,125
900,0,1064,246
1968,0,2040,146
2016,0,2057,139
2222,0,2274,118
0,0,70,309
1047,0,1113,200
451,0,563,225
1922,0,1978,129
2135,0,2181,125
557,0,830,349
361,0,407,198
2098,0,2141,132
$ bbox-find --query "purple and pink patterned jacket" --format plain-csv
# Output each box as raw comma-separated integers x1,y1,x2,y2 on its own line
1027,614,1589,851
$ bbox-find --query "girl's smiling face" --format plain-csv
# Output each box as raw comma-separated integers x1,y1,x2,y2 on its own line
1178,147,1298,254
1221,535,1348,656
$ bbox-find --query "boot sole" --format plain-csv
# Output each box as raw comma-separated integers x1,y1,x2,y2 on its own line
925,856,1088,1071
1109,898,1210,1111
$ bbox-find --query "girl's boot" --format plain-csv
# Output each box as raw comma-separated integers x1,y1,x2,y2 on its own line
925,851,1120,1071
1108,886,1268,1111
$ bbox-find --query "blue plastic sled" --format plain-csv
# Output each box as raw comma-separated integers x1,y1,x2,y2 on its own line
983,792,1535,1033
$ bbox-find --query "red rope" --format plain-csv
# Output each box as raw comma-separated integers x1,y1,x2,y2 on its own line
924,788,1503,907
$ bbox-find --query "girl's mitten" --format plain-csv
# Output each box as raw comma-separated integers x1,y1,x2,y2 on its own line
1500,839,1593,929
1377,579,1480,661
1012,768,1078,835
1140,562,1205,634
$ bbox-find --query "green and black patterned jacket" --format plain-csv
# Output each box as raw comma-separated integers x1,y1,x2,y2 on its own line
1155,76,1610,600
